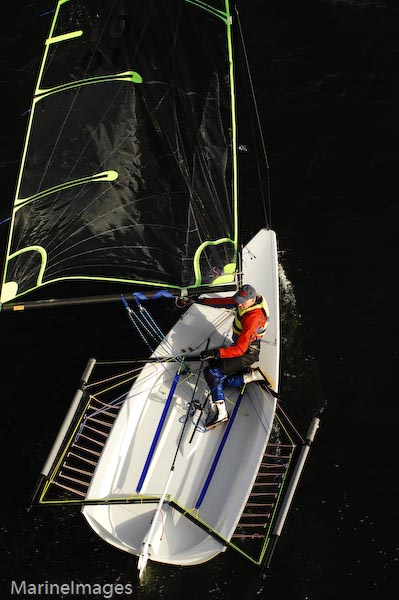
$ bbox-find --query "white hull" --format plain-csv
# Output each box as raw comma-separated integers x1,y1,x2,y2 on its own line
82,228,280,567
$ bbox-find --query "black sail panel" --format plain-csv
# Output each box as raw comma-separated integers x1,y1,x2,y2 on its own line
1,0,237,302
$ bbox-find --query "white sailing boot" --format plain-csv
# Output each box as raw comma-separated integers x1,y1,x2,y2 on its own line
242,367,265,384
242,368,279,397
205,401,229,430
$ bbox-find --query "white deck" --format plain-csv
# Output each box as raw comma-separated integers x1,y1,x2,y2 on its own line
82,228,280,567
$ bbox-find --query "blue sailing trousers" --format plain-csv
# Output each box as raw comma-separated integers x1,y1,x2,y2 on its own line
204,344,260,403
204,368,245,402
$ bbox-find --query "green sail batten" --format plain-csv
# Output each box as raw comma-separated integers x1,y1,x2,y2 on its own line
184,0,229,21
34,0,69,97
45,30,83,45
14,171,119,209
35,71,143,100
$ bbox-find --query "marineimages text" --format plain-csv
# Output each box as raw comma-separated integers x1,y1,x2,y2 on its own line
10,580,134,598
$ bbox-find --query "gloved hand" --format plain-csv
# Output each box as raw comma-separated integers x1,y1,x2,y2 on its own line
177,296,193,308
200,348,219,361
176,295,200,308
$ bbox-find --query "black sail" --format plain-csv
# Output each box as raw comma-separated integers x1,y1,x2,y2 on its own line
1,0,237,303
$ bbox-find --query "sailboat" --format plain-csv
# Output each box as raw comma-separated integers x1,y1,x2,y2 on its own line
1,0,319,579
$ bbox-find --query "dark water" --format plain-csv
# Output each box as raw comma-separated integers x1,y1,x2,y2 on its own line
1,1,397,599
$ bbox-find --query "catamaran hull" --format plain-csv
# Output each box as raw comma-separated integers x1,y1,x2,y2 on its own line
82,228,280,567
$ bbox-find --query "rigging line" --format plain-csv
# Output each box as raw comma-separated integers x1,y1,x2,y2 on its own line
96,358,175,366
131,298,173,353
121,295,161,355
125,294,177,360
276,402,306,444
189,307,235,354
94,359,147,365
134,310,164,349
129,309,153,352
99,368,181,414
140,307,166,343
170,364,205,471
83,393,126,422
188,390,210,444
234,5,271,228
131,314,178,366
184,338,210,440
84,366,143,390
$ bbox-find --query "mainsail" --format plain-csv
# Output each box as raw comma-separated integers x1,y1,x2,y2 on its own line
1,0,238,304
2,0,320,579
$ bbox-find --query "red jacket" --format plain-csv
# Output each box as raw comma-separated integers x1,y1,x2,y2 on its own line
201,296,268,359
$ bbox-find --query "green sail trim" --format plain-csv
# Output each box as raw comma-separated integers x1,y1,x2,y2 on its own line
36,71,143,100
184,0,230,22
1,245,48,304
2,0,238,301
1,274,214,304
45,30,83,46
211,262,236,285
14,171,119,209
193,238,236,286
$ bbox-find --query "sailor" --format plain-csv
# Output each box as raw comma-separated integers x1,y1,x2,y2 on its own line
197,284,270,429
